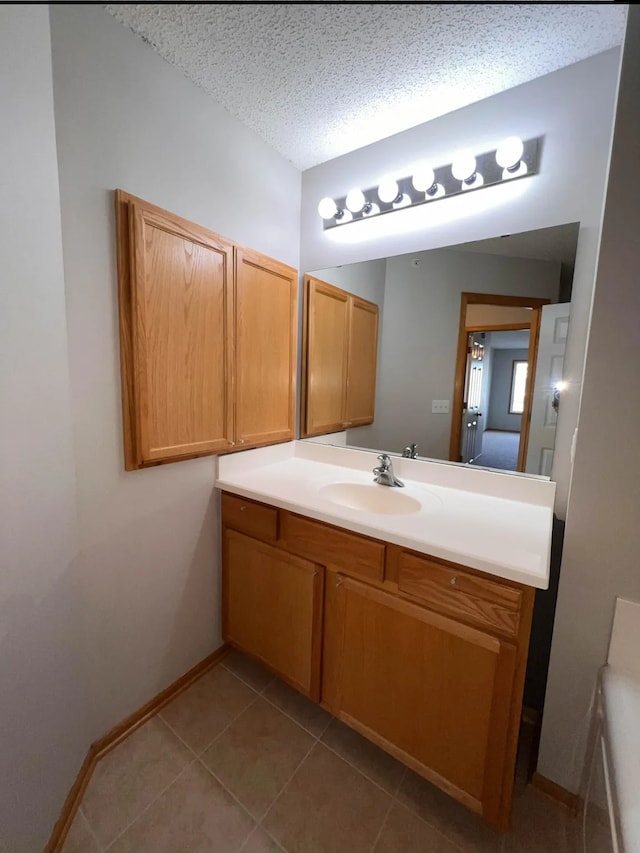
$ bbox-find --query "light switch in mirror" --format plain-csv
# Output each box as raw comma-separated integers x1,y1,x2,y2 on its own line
302,222,579,479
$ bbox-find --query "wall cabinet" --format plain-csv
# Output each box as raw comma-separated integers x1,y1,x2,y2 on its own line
221,491,534,831
302,276,378,436
115,191,297,469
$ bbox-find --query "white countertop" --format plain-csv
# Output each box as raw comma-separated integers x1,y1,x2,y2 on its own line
215,441,555,589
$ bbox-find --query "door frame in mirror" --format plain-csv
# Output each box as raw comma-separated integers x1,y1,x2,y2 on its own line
449,292,550,471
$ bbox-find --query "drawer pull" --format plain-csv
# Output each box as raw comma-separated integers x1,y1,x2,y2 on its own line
450,577,457,586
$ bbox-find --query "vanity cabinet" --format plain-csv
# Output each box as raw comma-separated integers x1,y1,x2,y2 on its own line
324,574,517,824
220,491,534,830
302,276,378,436
115,191,297,470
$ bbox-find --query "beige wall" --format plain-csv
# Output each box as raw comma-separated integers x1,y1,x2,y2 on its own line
0,7,92,851
48,0,300,794
538,7,640,792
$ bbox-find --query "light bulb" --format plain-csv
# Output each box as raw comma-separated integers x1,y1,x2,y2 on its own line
496,136,524,170
317,197,338,220
411,165,435,194
346,188,366,213
451,151,477,183
377,177,400,204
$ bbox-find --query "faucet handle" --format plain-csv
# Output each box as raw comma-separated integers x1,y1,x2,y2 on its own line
377,453,391,466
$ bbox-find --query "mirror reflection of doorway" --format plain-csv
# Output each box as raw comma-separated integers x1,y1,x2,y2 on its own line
450,293,549,472
461,329,531,470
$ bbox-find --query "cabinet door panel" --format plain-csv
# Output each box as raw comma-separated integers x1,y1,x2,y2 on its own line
223,529,323,699
328,575,516,816
346,297,378,427
305,277,349,435
235,248,297,447
130,201,233,463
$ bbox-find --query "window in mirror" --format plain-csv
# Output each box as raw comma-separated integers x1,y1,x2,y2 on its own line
509,361,528,415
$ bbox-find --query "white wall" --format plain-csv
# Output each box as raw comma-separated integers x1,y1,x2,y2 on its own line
300,48,621,516
0,7,91,851
48,3,301,747
538,7,640,792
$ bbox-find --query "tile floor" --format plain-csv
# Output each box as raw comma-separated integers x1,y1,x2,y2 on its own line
61,651,606,853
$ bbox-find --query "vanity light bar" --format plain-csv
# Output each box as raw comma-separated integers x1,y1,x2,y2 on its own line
317,136,540,230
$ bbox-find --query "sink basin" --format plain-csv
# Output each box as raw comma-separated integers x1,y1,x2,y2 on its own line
319,482,422,515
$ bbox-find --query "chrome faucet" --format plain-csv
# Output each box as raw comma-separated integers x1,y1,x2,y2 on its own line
372,454,404,487
402,443,418,459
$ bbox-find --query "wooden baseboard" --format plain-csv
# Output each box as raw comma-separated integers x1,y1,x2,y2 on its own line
45,644,230,852
530,772,580,816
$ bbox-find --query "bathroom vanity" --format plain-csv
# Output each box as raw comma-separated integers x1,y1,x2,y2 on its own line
216,441,554,831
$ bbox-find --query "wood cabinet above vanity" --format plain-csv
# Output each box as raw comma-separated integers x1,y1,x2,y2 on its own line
115,190,297,470
302,275,379,436
220,488,535,832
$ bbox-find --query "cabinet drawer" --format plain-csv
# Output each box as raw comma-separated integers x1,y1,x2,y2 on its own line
281,512,384,583
398,551,522,638
222,493,278,541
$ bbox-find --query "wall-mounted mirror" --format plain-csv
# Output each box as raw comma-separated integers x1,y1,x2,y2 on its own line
301,222,579,478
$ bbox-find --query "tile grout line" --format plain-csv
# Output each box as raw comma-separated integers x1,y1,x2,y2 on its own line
160,670,262,759
101,761,194,851
370,796,395,853
257,737,322,832
90,669,262,852
78,805,104,852
194,755,261,839
258,687,333,740
220,660,276,695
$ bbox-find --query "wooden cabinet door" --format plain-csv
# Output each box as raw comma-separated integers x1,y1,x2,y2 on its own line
234,248,297,447
223,529,324,699
119,193,234,467
345,296,378,427
325,574,517,826
304,277,349,435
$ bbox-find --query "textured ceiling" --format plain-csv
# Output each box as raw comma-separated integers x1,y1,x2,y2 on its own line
105,3,627,170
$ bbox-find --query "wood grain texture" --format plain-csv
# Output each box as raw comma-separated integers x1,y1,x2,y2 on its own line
45,645,230,852
304,276,350,435
221,492,279,541
496,583,536,827
234,247,297,447
516,304,543,472
281,511,385,583
398,551,522,638
115,191,138,470
223,529,324,700
345,296,379,427
329,575,510,812
130,202,234,463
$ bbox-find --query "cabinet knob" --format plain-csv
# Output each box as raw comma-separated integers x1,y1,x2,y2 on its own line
240,506,246,512
450,577,457,586
238,439,246,445
228,440,235,446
